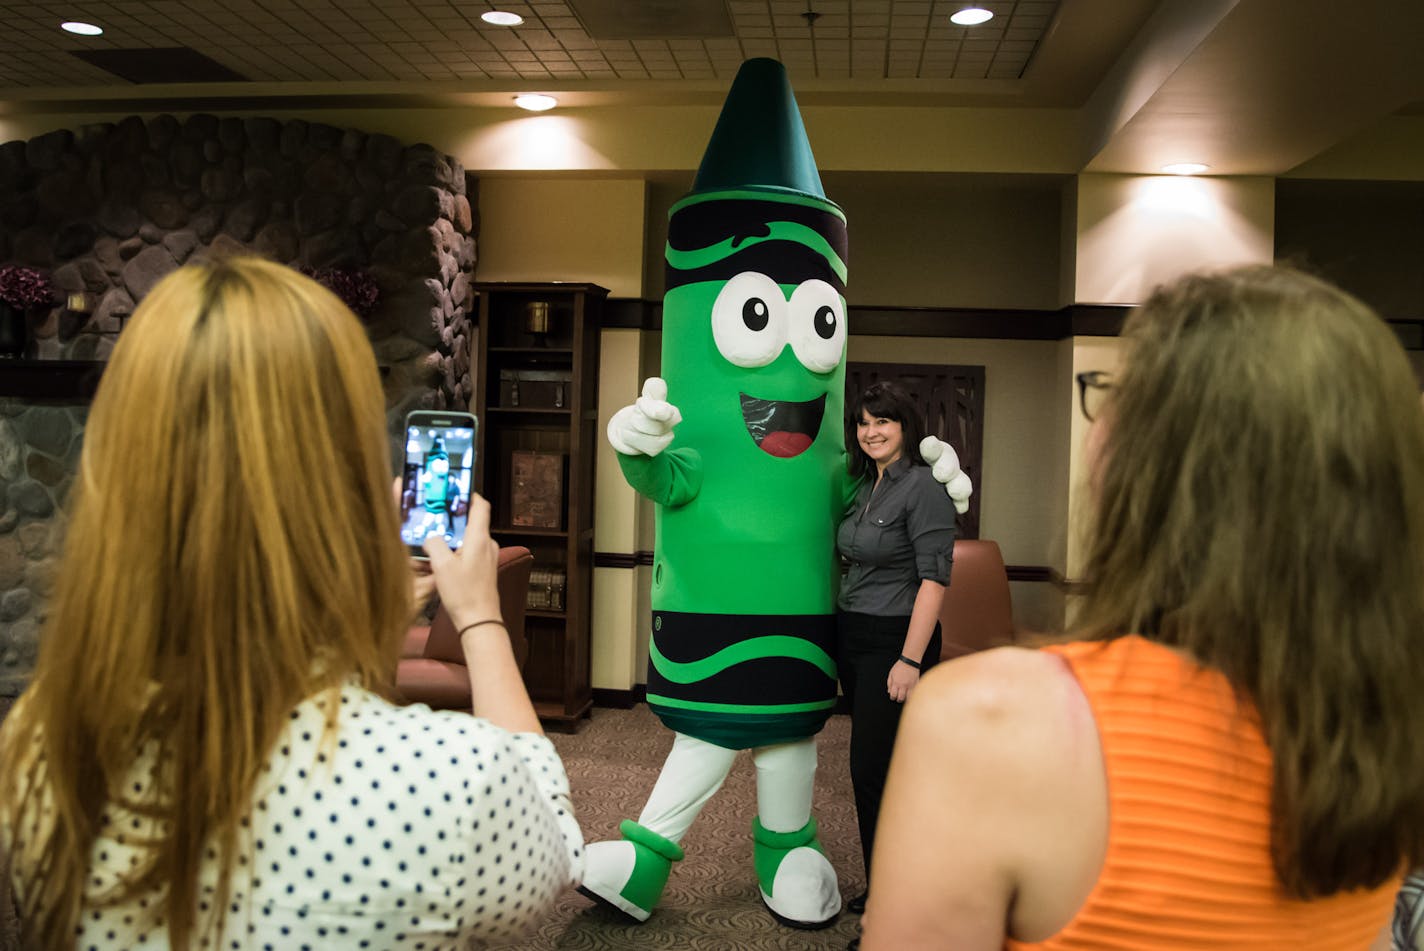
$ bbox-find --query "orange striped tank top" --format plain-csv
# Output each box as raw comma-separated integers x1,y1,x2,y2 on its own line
1007,635,1398,950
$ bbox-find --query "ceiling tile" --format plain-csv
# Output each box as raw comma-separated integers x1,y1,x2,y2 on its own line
0,0,1063,89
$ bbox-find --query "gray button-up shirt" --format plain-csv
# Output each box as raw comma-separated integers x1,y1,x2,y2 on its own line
836,455,956,616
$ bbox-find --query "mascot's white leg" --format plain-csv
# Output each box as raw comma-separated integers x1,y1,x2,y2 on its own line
751,737,841,928
577,732,736,922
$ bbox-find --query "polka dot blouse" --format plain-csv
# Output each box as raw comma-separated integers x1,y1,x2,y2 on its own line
62,684,584,949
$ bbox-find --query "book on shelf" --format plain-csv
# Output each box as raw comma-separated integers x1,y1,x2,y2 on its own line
510,450,566,529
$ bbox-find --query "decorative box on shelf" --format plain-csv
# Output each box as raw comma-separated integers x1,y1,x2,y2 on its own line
499,368,572,409
527,567,566,612
510,450,566,529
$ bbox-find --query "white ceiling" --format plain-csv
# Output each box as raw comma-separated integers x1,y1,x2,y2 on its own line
0,0,1421,177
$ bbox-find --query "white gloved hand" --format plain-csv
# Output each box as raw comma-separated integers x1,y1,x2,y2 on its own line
607,377,683,457
920,435,973,515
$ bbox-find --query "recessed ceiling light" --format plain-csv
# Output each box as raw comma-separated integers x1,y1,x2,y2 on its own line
1161,163,1210,175
950,7,994,26
61,21,103,35
514,94,557,112
481,10,524,26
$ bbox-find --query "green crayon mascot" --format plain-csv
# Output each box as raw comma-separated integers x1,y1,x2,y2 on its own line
579,59,970,928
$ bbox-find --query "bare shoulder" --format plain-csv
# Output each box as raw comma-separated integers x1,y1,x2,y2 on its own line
905,646,1093,776
871,646,1106,947
917,646,1080,719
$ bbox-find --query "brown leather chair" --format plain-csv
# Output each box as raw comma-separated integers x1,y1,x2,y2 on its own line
397,545,534,709
939,539,1015,662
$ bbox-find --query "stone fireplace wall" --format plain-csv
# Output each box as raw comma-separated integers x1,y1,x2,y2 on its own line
0,115,477,699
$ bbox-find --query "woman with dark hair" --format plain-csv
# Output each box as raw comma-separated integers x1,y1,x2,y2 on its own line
836,380,958,933
863,265,1424,949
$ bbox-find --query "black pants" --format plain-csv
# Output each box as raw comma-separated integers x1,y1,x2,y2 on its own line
836,611,942,884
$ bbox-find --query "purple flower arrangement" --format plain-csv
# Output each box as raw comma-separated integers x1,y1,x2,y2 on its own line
305,266,380,319
0,265,56,310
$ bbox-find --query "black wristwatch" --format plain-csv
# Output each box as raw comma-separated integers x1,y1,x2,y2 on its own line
897,654,922,670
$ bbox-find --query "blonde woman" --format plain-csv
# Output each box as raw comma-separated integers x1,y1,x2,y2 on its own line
0,258,582,949
864,266,1424,949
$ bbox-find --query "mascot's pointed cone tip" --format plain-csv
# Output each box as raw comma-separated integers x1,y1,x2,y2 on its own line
691,57,826,199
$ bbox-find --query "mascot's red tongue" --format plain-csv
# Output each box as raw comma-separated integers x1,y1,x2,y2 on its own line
761,431,812,458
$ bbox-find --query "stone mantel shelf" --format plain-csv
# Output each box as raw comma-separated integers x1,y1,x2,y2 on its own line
0,359,106,400
0,360,397,402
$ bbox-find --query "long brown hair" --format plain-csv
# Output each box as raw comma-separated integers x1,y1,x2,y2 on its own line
1074,264,1424,897
0,257,412,947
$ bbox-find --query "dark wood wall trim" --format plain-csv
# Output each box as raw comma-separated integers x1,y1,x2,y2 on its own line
592,685,645,708
1004,565,1054,583
0,359,393,401
604,299,1134,339
597,549,1064,584
603,301,1135,341
603,298,663,330
1006,565,1089,594
593,550,654,568
1067,305,1131,337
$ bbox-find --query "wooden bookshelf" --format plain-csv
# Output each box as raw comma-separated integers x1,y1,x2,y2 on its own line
472,282,606,732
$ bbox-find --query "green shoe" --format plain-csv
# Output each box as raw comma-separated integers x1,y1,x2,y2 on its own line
752,815,841,929
577,820,685,922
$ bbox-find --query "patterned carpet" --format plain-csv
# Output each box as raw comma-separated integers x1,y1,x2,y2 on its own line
487,704,865,951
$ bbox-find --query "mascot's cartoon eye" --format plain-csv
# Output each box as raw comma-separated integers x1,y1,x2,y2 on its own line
788,280,846,374
712,272,787,368
743,298,770,332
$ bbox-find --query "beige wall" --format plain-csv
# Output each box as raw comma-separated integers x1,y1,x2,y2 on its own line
475,178,648,298
643,172,1065,309
1286,114,1424,181
828,173,1065,309
1074,173,1275,303
470,178,653,690
849,335,1066,556
0,101,1089,180
590,329,643,691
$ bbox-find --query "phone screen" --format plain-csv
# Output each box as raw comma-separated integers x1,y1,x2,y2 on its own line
400,415,476,554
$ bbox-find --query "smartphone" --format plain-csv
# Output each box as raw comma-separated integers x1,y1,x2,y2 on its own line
400,411,478,558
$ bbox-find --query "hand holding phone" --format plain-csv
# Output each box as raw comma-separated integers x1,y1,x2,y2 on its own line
400,411,478,558
420,492,502,632
422,492,541,733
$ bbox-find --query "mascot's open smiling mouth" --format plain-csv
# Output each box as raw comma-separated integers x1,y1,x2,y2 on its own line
739,392,826,458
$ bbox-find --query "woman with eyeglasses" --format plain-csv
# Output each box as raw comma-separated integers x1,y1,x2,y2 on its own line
861,265,1424,949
